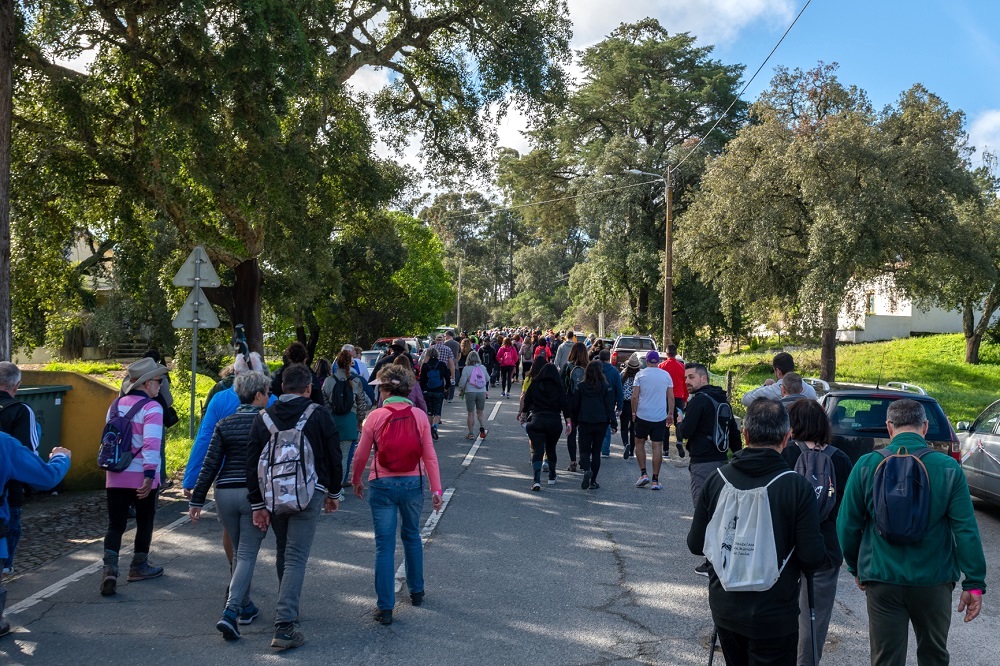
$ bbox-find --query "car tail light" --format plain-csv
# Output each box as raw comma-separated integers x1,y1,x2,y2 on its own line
949,430,962,463
612,351,618,365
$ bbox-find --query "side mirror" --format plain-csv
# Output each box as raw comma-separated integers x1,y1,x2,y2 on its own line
956,421,972,432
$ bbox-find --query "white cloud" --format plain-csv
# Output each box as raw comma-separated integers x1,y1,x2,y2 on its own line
567,0,795,48
969,110,1000,160
495,106,533,156
345,65,393,95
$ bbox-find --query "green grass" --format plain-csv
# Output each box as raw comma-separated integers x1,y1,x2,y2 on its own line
713,333,1000,424
165,372,220,478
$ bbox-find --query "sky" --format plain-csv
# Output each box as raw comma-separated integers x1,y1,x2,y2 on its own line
421,0,1000,174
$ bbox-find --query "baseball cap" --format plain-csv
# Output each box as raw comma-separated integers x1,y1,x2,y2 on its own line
645,350,660,364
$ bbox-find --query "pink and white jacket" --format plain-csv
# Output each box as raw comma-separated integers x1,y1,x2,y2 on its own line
105,394,163,490
496,344,519,367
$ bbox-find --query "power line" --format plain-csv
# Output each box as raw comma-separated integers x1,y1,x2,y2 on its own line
674,0,814,170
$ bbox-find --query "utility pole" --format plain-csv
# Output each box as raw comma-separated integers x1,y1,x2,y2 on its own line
456,252,463,332
0,0,15,361
626,168,673,349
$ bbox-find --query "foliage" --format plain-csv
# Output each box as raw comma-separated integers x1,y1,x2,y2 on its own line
682,64,975,380
713,333,1000,424
164,370,219,478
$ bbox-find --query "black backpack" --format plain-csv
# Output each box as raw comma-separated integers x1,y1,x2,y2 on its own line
792,441,838,521
872,446,934,544
98,398,152,472
701,393,735,452
325,374,356,416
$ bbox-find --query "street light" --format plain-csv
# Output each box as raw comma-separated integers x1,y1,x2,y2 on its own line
626,167,673,349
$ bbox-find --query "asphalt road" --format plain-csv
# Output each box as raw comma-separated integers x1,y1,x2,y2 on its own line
2,383,998,665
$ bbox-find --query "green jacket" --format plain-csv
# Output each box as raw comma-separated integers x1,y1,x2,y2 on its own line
837,431,987,591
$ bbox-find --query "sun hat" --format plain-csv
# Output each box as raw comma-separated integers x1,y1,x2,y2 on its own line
121,357,168,395
645,350,661,365
390,338,407,352
626,354,641,369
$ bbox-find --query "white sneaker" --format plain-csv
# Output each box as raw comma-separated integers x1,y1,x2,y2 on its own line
2,565,13,575
547,477,556,485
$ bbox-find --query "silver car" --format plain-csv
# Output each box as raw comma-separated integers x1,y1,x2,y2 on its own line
957,400,1000,504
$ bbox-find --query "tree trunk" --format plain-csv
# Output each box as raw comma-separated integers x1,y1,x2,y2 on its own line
820,327,837,382
963,287,1000,365
304,309,319,363
637,287,648,332
965,334,982,365
205,258,264,355
0,0,14,361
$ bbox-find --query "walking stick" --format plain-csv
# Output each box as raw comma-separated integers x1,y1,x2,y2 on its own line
807,572,819,665
708,626,718,666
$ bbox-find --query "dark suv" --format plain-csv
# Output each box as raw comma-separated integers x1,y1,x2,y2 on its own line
818,385,960,464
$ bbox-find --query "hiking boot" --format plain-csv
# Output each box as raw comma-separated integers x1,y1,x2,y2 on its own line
238,601,259,625
271,623,305,649
581,470,592,490
216,609,241,640
676,442,686,458
410,592,424,606
127,561,164,582
100,566,118,596
695,561,711,577
635,474,650,488
374,609,393,625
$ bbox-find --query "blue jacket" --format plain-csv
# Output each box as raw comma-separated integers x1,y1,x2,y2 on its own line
183,387,276,489
0,432,70,559
601,362,624,411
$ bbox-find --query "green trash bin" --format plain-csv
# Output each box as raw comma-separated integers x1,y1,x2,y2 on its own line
16,385,73,458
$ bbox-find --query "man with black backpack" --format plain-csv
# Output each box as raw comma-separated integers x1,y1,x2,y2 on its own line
679,363,741,576
247,364,342,650
687,399,826,666
838,399,987,665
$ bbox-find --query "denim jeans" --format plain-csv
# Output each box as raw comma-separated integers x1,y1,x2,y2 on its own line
215,487,264,612
270,492,323,625
368,475,425,611
3,506,21,568
342,439,359,487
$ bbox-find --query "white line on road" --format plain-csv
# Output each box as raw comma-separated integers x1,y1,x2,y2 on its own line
488,401,502,421
394,488,455,592
7,503,209,616
462,437,483,466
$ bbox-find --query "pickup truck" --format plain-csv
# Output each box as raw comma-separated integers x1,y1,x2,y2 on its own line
610,335,658,368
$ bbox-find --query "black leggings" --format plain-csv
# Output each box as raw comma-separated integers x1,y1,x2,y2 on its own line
620,402,635,450
521,361,531,381
526,412,561,482
500,366,514,393
567,424,578,462
577,422,605,482
105,487,157,555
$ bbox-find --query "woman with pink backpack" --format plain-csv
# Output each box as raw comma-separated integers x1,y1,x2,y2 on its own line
458,350,489,439
496,337,519,398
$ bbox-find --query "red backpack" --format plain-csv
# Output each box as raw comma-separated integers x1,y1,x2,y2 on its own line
375,404,423,474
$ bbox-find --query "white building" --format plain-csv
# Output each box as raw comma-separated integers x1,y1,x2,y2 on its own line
837,278,984,343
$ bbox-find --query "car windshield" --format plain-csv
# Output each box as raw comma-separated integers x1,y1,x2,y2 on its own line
827,397,950,441
616,337,655,350
361,351,381,368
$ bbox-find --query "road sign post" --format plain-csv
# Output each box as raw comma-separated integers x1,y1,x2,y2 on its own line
172,246,221,438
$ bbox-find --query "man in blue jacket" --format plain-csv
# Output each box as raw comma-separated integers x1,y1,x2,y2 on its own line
0,434,71,637
599,350,624,457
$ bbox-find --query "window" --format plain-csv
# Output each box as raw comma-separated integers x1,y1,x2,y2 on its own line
973,401,1000,435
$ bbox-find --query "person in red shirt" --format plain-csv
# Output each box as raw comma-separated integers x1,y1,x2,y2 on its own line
658,345,688,458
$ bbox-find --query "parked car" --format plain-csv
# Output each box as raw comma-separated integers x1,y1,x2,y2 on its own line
818,383,960,464
360,350,384,373
956,400,1000,504
371,337,425,373
610,335,658,368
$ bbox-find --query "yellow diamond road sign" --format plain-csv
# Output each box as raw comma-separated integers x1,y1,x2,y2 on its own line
172,286,220,329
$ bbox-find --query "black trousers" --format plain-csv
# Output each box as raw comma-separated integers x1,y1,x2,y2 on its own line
577,422,605,482
526,412,561,481
567,423,578,462
500,366,514,393
104,487,157,555
620,402,635,450
716,627,797,666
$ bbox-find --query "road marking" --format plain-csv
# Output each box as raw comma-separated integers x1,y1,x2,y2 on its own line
7,503,209,616
488,402,502,421
394,488,455,592
462,436,484,466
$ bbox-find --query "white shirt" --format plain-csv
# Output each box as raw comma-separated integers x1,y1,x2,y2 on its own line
634,366,673,422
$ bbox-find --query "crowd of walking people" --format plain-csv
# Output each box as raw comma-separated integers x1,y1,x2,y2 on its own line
0,330,989,666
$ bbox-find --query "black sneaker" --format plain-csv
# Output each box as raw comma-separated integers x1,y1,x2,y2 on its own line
410,592,424,606
581,470,592,490
589,482,600,490
216,609,241,640
374,609,393,625
677,442,686,458
695,561,711,577
271,623,305,649
0,617,9,637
